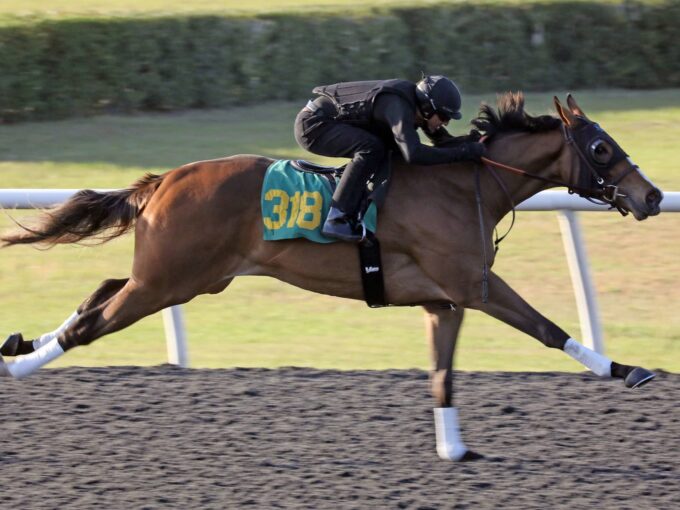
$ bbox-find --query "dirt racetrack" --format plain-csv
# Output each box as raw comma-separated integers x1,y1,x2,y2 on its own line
1,366,678,509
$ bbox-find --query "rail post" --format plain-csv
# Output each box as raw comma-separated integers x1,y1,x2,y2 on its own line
162,306,189,367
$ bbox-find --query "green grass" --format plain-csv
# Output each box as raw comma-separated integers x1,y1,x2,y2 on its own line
1,89,679,372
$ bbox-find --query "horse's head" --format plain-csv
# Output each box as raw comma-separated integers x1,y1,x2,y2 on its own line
554,95,663,220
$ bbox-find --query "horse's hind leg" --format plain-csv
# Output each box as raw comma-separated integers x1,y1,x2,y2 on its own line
474,271,654,389
0,278,166,379
61,280,169,348
424,305,482,462
1,278,128,357
76,278,130,315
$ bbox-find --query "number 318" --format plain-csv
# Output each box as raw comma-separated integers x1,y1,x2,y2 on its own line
263,190,323,230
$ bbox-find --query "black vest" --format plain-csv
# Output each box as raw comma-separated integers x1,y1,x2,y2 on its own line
312,79,417,126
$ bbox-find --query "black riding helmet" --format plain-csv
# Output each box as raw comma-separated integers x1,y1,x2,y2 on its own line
415,75,462,121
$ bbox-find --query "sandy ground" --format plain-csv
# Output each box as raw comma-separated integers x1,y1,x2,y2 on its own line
1,367,678,509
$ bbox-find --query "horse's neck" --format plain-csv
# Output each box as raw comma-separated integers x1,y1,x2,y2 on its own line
388,129,566,233
479,130,566,223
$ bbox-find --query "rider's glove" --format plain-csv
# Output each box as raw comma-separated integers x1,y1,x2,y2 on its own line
447,141,487,162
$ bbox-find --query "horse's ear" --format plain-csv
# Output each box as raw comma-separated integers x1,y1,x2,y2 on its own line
553,96,572,126
566,93,587,119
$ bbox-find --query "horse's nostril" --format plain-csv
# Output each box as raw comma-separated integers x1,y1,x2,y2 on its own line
646,189,663,209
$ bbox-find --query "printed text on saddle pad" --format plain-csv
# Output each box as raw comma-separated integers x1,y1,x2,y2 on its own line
261,160,377,243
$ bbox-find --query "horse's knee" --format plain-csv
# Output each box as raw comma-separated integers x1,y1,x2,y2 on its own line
431,369,452,407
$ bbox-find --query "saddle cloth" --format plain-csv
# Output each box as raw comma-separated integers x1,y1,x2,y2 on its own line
261,159,377,243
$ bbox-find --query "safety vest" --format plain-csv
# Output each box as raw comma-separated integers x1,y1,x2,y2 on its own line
312,79,417,126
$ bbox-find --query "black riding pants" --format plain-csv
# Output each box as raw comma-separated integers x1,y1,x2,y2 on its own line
294,108,386,216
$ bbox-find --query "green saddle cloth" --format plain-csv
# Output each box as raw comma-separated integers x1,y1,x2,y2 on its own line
261,159,377,243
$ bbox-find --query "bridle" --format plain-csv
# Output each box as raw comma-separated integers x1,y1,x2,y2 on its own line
473,117,638,302
560,119,638,212
481,118,638,214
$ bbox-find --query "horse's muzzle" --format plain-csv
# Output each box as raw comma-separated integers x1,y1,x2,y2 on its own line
621,187,663,220
645,188,663,216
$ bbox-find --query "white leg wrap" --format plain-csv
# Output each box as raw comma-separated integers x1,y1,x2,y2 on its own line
6,338,65,379
564,337,611,377
433,407,468,461
32,311,78,350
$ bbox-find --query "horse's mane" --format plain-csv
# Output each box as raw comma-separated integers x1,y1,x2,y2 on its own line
470,92,562,140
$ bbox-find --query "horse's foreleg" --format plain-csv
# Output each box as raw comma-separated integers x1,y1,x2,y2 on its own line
473,271,654,388
1,278,128,357
424,305,481,462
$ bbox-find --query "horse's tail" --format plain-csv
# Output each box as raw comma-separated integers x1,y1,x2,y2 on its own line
1,173,165,248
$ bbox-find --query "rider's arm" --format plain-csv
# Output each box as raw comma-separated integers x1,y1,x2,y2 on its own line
373,95,475,165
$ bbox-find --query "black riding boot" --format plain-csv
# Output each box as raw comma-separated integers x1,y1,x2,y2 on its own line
322,159,371,242
322,206,366,242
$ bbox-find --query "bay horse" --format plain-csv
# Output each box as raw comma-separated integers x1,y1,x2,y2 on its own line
0,94,663,461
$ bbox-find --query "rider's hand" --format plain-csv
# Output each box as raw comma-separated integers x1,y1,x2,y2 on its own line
464,142,487,161
448,141,486,162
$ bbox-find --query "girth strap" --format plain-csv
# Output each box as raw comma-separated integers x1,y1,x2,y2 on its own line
358,232,386,307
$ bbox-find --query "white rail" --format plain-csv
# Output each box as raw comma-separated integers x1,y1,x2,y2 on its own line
2,189,679,364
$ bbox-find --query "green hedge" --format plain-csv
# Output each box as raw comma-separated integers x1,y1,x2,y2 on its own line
1,1,678,121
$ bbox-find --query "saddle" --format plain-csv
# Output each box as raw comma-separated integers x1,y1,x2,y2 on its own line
290,160,344,195
290,160,346,175
291,155,392,211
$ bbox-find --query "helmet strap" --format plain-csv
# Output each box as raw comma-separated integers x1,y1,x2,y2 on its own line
417,74,436,119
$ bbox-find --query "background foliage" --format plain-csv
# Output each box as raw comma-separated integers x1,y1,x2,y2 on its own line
1,0,680,121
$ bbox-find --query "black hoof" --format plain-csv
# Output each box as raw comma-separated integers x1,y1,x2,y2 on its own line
625,367,656,389
1,332,24,357
460,450,485,462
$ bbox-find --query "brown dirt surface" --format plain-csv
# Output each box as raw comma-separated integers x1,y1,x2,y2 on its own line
1,367,678,509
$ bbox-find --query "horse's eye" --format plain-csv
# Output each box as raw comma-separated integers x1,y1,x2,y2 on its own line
589,139,613,165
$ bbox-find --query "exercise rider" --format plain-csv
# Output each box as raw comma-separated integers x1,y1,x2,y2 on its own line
294,75,486,242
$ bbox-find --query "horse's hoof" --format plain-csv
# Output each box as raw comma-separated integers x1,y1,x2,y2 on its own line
625,367,656,389
437,446,484,462
459,450,485,462
0,332,24,357
0,353,11,377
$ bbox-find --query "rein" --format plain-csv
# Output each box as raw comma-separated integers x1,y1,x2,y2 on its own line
480,156,581,191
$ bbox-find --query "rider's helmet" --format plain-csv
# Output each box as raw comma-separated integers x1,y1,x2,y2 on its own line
415,75,462,121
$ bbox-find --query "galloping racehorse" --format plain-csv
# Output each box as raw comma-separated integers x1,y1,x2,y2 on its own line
0,94,663,461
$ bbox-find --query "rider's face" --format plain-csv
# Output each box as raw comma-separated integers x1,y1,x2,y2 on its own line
426,113,449,132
